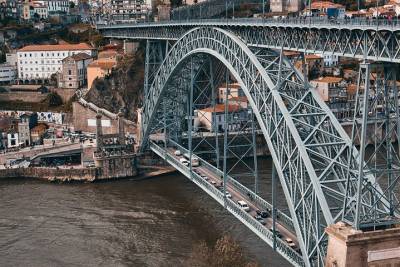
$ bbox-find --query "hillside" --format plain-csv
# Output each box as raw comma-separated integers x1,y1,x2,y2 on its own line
83,46,145,121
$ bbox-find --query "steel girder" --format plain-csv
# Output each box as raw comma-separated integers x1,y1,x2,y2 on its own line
140,27,389,266
98,20,400,63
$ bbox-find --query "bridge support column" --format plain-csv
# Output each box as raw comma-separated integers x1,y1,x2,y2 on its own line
141,40,169,150
344,63,400,229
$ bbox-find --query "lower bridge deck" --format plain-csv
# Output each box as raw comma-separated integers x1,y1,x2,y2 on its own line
150,141,304,267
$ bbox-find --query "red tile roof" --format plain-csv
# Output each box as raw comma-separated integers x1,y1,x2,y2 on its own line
18,43,94,52
198,104,242,113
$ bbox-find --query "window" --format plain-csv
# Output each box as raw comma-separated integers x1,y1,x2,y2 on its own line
68,70,71,75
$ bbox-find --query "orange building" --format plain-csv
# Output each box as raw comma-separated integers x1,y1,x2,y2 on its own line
86,58,117,89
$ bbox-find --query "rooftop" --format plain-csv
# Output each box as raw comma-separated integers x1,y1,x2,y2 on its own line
63,52,93,61
88,58,117,70
219,82,241,89
198,103,242,113
305,54,323,60
229,96,248,102
18,43,94,52
311,76,343,84
310,1,345,9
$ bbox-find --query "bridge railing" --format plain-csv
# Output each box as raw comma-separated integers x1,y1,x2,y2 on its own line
150,141,304,266
225,198,305,267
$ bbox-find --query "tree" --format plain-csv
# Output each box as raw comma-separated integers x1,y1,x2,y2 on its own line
43,92,63,107
185,235,260,267
69,1,75,8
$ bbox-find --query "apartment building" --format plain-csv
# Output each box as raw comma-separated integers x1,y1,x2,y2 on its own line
110,0,151,23
0,64,16,84
17,43,95,83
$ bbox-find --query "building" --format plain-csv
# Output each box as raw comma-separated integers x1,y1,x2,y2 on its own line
196,104,248,132
270,0,303,13
110,0,151,23
310,76,345,102
303,1,346,18
18,113,31,146
45,0,69,14
218,83,246,103
22,2,48,20
86,58,117,89
294,54,324,79
0,64,16,84
157,4,170,21
317,53,339,67
31,123,47,144
32,2,48,19
6,51,18,67
7,131,18,148
17,43,95,84
58,53,93,89
0,0,20,20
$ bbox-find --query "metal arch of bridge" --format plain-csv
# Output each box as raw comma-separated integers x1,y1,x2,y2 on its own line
98,18,400,63
140,27,392,266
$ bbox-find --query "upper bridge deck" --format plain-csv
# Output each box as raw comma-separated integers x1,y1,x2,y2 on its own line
98,18,400,63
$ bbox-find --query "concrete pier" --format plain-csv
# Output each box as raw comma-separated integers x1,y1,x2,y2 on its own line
325,222,400,267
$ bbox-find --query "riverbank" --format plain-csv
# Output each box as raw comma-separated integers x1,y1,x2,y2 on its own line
0,166,175,182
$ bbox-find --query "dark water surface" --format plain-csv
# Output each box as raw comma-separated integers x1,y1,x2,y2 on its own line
0,159,290,267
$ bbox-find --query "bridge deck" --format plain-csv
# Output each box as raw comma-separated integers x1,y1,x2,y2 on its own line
98,18,400,63
150,141,304,267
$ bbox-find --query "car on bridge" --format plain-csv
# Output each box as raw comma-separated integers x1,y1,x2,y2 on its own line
238,200,250,212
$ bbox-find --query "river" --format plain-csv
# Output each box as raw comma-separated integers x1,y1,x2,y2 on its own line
0,157,290,267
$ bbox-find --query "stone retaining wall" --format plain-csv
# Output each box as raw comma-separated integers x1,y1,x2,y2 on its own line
0,167,98,182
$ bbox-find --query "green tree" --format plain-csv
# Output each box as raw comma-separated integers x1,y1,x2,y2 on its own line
43,92,63,107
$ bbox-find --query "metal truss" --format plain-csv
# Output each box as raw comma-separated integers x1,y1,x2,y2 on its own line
98,18,400,63
139,27,393,266
343,63,400,229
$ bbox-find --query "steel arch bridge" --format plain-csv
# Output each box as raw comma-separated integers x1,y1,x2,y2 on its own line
132,26,398,266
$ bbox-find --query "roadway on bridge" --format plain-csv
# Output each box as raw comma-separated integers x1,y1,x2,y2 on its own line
165,146,300,251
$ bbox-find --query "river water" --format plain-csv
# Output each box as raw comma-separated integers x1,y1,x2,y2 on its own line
0,158,290,267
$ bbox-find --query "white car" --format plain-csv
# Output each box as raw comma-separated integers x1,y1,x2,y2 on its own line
237,200,250,212
225,192,232,198
179,158,189,166
174,150,182,156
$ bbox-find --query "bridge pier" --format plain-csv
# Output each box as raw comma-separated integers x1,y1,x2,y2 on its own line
325,222,400,267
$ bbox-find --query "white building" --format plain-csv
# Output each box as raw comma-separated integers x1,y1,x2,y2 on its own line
45,0,69,13
317,53,339,67
0,64,16,84
33,2,49,19
196,103,248,132
310,76,344,102
17,43,95,83
7,132,18,148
